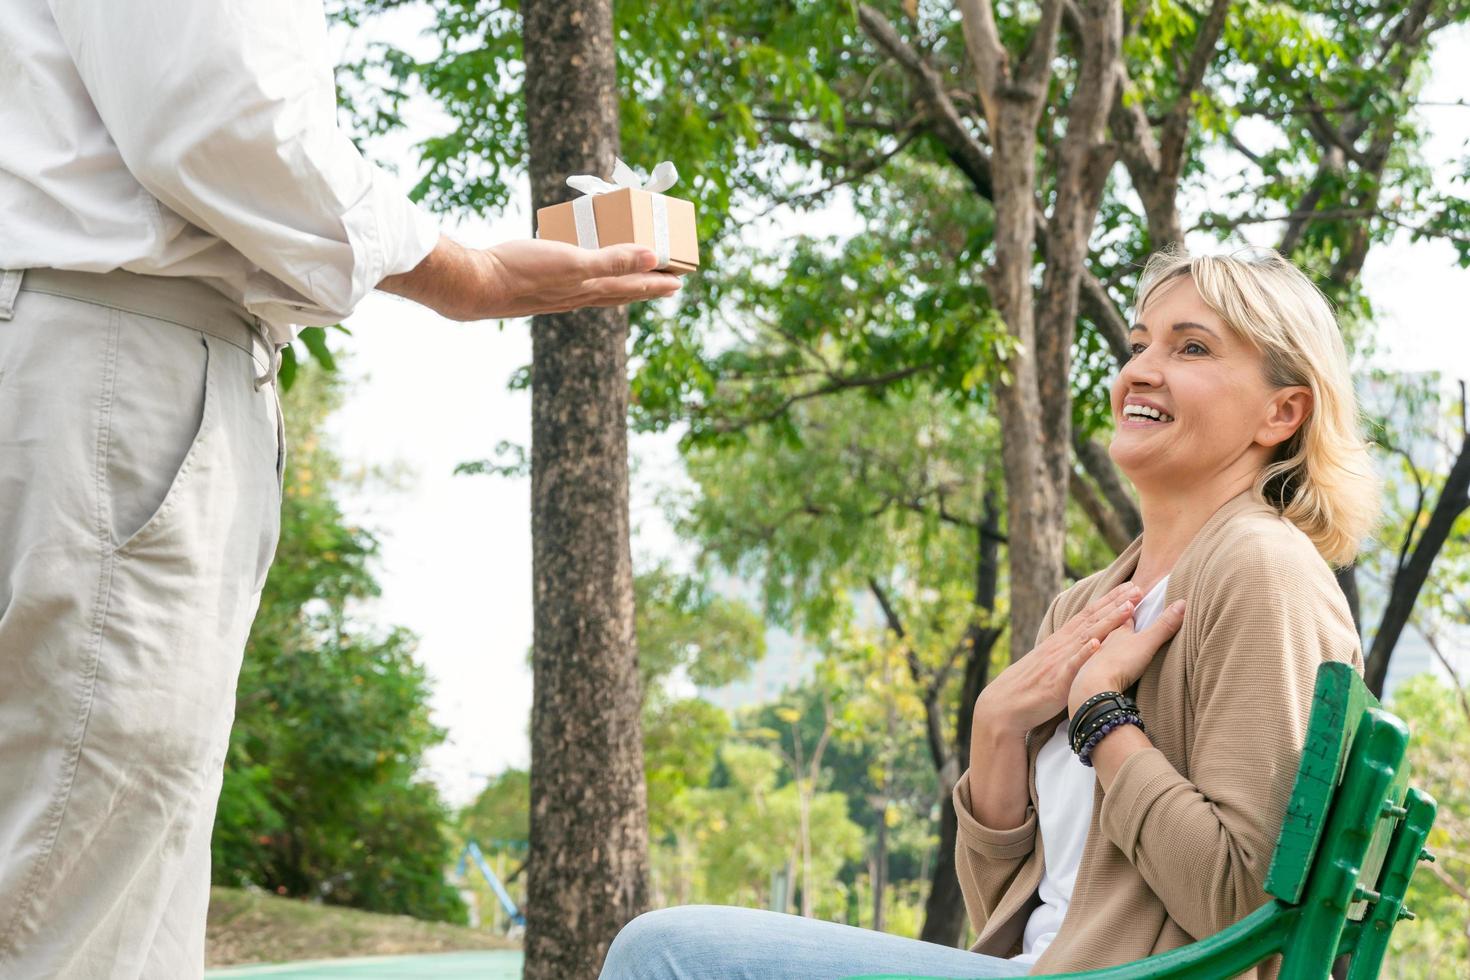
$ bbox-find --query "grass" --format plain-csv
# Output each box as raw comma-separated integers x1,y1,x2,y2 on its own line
206,887,518,968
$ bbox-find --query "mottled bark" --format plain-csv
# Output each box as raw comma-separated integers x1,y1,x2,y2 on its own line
958,0,1120,663
1073,430,1143,547
523,2,649,977
1102,0,1230,250
1335,564,1361,638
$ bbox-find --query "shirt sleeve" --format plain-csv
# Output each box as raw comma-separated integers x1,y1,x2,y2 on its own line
1098,531,1363,941
45,0,440,325
952,590,1062,937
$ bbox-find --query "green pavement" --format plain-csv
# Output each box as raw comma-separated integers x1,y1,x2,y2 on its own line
206,950,523,978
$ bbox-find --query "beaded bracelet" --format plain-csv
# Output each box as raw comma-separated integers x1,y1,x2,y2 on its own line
1075,696,1136,742
1068,692,1136,752
1071,706,1130,753
1070,703,1120,752
1077,713,1146,768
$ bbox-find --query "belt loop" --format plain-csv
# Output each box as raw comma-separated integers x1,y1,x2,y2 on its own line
249,315,281,391
0,270,24,321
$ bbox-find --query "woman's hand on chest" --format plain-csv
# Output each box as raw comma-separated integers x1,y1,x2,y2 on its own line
975,581,1145,736
1067,598,1188,715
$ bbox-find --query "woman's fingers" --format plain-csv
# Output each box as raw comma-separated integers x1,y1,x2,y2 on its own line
1081,598,1137,643
1067,635,1102,668
1077,584,1141,624
1087,582,1138,612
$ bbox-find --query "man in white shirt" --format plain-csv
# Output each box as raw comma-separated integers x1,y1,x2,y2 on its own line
0,2,677,976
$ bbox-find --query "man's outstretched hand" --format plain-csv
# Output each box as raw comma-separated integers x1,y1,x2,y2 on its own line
378,235,682,321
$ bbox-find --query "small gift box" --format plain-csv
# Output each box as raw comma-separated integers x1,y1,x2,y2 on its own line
535,158,699,275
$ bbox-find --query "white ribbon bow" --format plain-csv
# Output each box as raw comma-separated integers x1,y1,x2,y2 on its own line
563,158,680,267
566,158,679,197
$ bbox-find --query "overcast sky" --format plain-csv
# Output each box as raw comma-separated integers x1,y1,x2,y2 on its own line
325,23,1470,808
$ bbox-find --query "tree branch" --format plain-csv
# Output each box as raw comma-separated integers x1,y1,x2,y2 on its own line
1073,429,1142,540
700,363,938,435
1157,0,1230,170
1366,427,1470,697
954,0,1008,119
861,2,1132,378
868,577,950,771
1069,466,1134,554
858,4,996,200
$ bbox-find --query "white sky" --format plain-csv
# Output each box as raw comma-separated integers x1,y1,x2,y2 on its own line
326,25,1470,808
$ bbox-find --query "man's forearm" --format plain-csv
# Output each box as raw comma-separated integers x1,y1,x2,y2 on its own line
375,235,679,321
378,235,495,321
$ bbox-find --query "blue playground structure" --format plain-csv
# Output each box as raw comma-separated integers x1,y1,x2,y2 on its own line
454,841,525,929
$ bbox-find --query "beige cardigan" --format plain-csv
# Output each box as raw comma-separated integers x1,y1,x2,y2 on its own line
953,488,1364,978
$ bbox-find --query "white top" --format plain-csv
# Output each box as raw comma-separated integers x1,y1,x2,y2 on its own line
1010,574,1172,966
0,0,440,344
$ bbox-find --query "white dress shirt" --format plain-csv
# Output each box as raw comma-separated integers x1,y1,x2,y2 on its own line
0,0,440,344
1011,574,1172,966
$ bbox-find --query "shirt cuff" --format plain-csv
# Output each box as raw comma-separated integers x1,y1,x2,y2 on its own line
953,768,1037,860
1098,745,1185,859
248,167,439,333
359,164,440,288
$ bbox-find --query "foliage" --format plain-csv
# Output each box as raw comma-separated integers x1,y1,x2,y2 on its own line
213,361,466,924
674,740,865,916
331,0,1470,950
636,564,765,838
460,767,531,847
1384,673,1470,977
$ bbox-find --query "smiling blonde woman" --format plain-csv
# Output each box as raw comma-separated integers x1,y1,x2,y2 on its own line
598,247,1381,980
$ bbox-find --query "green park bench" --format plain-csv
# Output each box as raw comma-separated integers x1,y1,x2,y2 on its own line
851,661,1439,980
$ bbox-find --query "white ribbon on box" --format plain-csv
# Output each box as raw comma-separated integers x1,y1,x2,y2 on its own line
564,158,680,268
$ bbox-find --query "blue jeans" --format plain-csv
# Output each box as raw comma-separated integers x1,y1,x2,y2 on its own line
599,905,1033,979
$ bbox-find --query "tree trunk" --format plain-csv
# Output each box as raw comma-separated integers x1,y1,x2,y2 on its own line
988,107,1066,662
523,3,649,977
920,793,970,946
1334,564,1361,637
872,801,889,932
921,493,1003,947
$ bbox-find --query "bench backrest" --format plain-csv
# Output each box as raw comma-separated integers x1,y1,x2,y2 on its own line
1265,661,1378,904
1265,661,1439,980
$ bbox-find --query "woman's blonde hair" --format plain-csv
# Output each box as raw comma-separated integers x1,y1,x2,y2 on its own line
1133,246,1381,567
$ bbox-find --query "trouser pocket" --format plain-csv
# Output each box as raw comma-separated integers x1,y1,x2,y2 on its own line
105,313,213,555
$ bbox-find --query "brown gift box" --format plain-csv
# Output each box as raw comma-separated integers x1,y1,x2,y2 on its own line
536,187,700,276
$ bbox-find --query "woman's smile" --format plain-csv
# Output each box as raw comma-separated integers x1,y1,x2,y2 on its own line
1120,396,1175,427
1118,414,1173,429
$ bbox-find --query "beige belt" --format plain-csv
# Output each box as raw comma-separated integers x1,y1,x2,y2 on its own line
2,266,281,390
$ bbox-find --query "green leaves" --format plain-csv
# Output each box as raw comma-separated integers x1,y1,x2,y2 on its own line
298,326,338,372
277,324,351,391
1384,673,1470,972
215,359,465,924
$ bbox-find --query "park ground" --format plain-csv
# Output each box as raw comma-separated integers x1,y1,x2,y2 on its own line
205,887,518,972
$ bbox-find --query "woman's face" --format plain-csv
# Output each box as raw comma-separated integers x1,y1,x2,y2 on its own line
1108,276,1311,496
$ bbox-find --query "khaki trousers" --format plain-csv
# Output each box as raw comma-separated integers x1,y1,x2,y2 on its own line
0,268,284,978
